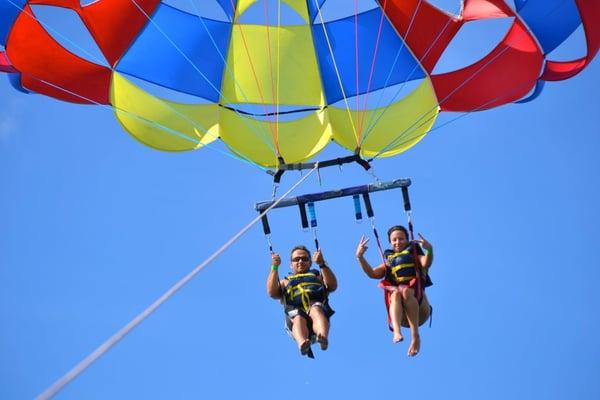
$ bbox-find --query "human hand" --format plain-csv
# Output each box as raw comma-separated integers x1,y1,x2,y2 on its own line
271,252,281,267
313,248,324,265
416,233,432,252
356,235,369,259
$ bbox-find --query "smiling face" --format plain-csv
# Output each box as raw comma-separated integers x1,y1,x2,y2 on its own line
290,248,311,273
389,228,409,253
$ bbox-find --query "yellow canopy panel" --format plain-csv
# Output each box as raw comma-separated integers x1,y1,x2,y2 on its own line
110,72,219,152
235,0,310,23
329,78,440,158
221,24,324,106
219,107,332,168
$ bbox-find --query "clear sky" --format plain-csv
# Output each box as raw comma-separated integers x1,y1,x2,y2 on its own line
1,1,599,399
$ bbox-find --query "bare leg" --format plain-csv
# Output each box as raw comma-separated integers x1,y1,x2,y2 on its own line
401,293,431,327
389,291,404,343
309,305,329,350
402,288,421,357
291,315,310,354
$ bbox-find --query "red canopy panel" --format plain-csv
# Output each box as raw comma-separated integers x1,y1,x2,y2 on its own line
541,0,599,81
462,0,513,21
378,0,460,73
6,5,111,104
79,0,160,66
0,51,17,73
29,0,160,66
379,0,516,74
431,19,544,112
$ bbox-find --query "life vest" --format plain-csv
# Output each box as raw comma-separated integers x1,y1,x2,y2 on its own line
283,269,326,312
382,243,432,288
384,245,421,286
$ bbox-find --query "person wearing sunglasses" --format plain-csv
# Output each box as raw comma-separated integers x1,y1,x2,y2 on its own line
266,245,337,357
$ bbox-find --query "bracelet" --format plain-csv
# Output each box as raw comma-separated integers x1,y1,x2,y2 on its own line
318,262,329,269
271,265,279,271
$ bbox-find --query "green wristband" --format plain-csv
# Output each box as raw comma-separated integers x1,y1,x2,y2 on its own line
271,265,279,271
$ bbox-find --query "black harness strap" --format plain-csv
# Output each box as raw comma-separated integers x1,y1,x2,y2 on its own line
268,154,372,184
298,202,309,230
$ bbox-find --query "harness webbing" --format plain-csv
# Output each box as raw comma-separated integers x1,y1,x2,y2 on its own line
307,202,320,249
36,167,319,400
400,185,424,303
353,194,363,221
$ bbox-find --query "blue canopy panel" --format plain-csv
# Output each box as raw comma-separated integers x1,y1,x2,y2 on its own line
1,0,26,46
307,0,328,21
516,79,546,104
515,0,581,54
115,3,231,103
311,7,425,105
216,0,237,21
7,72,28,93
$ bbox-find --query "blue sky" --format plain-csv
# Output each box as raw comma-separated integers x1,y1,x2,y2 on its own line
1,1,599,399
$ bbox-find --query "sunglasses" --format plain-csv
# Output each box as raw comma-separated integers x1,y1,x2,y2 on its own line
291,256,310,262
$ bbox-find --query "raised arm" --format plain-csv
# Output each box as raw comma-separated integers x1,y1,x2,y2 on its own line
314,248,337,292
416,233,433,269
266,252,283,299
356,235,385,279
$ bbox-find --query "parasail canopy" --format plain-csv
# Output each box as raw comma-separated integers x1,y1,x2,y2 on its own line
0,0,597,168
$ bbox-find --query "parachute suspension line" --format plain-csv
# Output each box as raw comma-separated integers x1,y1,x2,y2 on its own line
316,167,323,186
128,0,236,108
312,0,359,143
262,0,281,149
357,0,388,142
367,167,383,185
363,80,541,158
370,28,530,160
11,0,275,156
185,0,277,147
427,79,540,133
360,0,438,145
362,192,386,263
185,0,254,102
276,0,282,143
129,0,277,153
3,0,104,65
354,0,361,141
370,0,573,159
360,0,428,144
226,0,281,155
36,165,320,400
371,78,543,158
20,75,265,172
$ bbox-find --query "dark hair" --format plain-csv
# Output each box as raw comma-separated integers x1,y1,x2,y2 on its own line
387,225,409,242
290,245,311,260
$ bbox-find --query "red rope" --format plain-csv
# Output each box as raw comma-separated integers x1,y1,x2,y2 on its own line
228,0,279,150
358,0,388,139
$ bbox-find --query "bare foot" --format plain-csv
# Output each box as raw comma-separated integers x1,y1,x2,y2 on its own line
317,335,328,351
407,335,420,357
393,332,404,343
300,339,311,355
